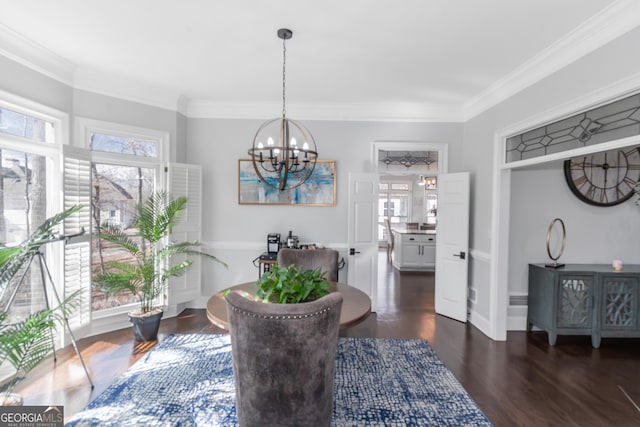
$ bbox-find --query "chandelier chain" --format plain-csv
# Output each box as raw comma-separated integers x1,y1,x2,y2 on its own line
282,36,287,118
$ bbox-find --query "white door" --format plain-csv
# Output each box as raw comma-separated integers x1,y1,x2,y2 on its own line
435,172,470,322
347,173,378,311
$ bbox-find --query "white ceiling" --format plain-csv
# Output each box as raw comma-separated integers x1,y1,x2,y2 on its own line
1,0,638,121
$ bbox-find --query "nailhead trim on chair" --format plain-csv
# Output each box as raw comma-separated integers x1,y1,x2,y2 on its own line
227,304,337,320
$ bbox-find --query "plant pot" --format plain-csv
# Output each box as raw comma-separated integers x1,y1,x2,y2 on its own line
129,310,163,341
0,393,23,406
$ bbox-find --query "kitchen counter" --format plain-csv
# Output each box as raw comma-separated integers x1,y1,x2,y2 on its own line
391,227,436,235
391,228,436,270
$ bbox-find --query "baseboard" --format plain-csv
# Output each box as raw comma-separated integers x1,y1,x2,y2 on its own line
507,315,528,331
188,296,210,310
88,316,131,338
85,307,183,339
163,303,186,318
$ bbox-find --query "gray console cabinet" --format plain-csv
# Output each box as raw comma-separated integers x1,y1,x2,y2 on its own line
528,264,640,348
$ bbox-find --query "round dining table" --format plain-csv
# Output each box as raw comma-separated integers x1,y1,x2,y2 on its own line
206,281,371,330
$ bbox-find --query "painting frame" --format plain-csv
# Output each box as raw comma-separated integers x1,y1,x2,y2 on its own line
238,159,336,206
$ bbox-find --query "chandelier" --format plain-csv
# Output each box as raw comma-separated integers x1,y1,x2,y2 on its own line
248,28,318,191
417,175,437,189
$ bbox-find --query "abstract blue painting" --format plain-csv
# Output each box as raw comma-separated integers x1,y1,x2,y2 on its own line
238,159,336,205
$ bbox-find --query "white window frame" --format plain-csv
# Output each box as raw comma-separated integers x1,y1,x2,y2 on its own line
378,178,414,244
0,90,68,343
73,118,169,325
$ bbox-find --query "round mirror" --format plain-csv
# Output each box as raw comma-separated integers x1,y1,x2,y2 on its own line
545,218,566,268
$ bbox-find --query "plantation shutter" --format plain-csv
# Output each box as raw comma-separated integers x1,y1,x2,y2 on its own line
62,146,92,338
166,163,203,304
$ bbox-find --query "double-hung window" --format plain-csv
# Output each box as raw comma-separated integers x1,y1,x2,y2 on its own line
1,96,203,339
68,118,203,336
378,181,412,241
0,94,65,323
67,119,165,332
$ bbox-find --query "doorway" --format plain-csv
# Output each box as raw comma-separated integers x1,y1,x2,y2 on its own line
372,142,448,311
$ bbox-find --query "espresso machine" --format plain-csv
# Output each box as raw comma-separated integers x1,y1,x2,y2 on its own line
267,233,280,254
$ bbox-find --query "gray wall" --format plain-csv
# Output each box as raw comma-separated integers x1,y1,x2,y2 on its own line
0,57,182,163
0,55,72,113
187,118,463,245
510,162,640,287
464,26,640,325
187,118,463,298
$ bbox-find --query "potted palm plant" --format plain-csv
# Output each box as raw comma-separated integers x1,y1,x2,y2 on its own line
0,295,78,405
94,191,225,341
0,205,83,405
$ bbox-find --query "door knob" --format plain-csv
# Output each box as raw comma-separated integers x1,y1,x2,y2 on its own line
453,251,466,260
349,248,361,255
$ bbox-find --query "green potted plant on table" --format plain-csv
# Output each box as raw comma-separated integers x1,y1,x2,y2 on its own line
253,262,332,303
94,191,225,341
0,206,82,405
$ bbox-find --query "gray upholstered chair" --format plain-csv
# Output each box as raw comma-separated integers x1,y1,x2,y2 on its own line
277,248,339,282
225,291,343,427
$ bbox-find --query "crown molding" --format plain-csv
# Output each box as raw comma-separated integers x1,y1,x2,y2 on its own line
185,100,464,122
464,0,640,120
176,95,189,116
0,23,75,85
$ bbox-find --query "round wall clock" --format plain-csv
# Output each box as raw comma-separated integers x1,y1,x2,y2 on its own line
563,147,640,207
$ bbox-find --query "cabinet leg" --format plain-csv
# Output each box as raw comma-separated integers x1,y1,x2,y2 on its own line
526,320,532,332
548,332,557,346
592,334,601,349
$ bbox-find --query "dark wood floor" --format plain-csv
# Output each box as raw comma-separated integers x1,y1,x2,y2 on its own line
16,252,640,426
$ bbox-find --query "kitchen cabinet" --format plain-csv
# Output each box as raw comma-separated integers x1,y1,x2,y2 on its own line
528,263,640,348
392,231,436,271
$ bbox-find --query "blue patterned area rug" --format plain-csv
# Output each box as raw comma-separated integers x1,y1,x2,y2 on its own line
66,334,492,426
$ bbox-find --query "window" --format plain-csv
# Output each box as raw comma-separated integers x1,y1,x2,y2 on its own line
80,122,166,314
378,181,412,241
425,192,437,225
91,162,155,311
91,132,158,157
505,92,640,163
0,101,63,321
0,106,55,143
